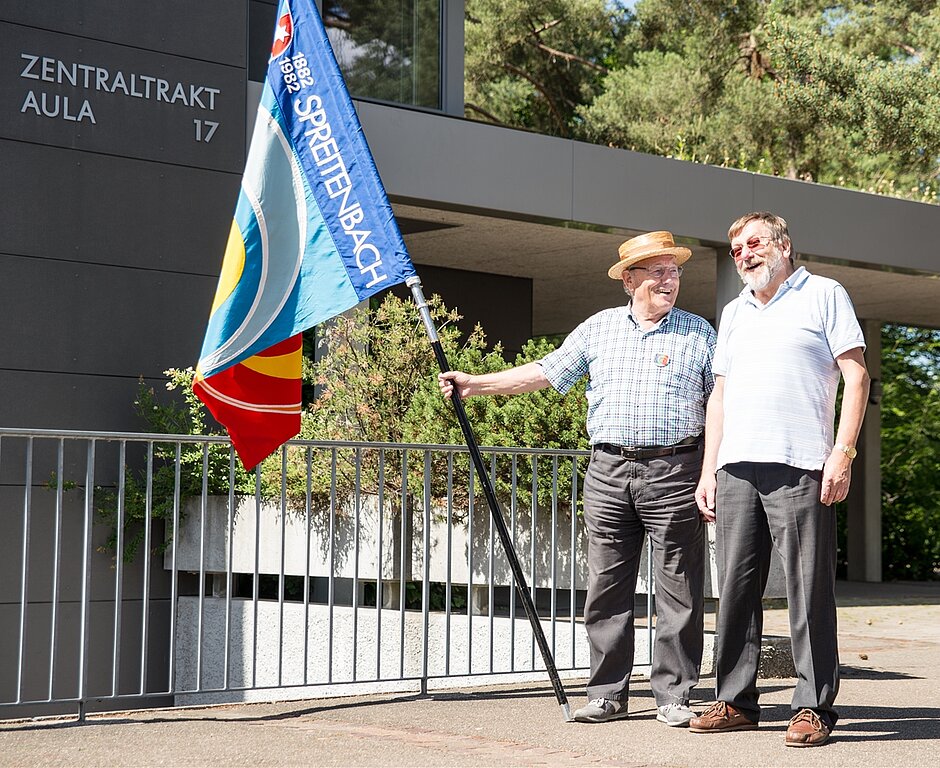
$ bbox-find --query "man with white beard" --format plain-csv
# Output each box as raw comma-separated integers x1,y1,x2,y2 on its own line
689,212,870,747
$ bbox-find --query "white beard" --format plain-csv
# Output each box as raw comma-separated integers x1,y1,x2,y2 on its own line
739,251,784,292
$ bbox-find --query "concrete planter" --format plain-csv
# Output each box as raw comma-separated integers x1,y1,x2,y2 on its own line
165,496,784,599
165,495,591,592
164,495,401,581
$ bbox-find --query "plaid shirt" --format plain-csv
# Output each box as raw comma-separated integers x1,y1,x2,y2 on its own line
539,305,716,447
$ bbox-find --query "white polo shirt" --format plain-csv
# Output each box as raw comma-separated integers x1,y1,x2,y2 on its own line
713,267,865,471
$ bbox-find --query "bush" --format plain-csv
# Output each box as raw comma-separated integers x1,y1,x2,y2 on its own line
304,293,589,520
93,368,260,560
99,293,588,560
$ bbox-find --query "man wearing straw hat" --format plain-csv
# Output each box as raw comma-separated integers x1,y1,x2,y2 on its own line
440,231,716,726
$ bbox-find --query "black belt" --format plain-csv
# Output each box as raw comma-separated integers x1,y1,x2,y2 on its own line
593,438,702,461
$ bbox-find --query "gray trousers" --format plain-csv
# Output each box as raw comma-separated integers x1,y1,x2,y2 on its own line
715,463,839,726
581,447,705,706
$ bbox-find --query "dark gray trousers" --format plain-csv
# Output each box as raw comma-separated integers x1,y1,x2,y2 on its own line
581,447,705,706
715,462,839,726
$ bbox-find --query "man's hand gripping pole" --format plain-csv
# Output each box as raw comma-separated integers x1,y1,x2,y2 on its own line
406,276,572,722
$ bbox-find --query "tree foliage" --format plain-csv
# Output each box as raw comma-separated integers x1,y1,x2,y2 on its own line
464,2,940,579
879,324,940,579
305,293,579,448
464,0,624,136
105,294,588,562
466,0,940,201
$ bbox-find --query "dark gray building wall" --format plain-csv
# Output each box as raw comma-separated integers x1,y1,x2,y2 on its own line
392,264,533,359
0,4,248,431
0,1,250,717
0,0,485,719
0,476,182,717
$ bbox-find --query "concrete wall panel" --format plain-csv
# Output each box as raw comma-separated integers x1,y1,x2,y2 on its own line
0,140,238,272
0,255,217,379
0,487,173,604
0,481,176,715
1,21,246,171
0,432,155,490
248,1,279,83
0,370,175,432
0,600,174,716
571,142,755,242
752,174,940,272
0,0,246,67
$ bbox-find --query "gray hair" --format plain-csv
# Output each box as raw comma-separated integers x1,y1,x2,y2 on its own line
728,211,794,265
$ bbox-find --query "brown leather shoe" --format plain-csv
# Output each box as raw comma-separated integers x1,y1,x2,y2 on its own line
785,708,831,747
688,701,758,733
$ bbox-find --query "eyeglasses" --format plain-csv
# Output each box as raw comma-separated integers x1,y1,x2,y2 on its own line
628,266,683,280
729,236,773,261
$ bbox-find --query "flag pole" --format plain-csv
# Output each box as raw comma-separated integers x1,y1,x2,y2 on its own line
407,276,572,722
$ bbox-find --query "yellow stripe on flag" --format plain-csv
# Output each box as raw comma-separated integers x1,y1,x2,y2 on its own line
210,220,247,316
240,345,302,379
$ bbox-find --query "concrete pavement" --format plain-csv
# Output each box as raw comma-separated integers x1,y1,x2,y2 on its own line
2,580,939,767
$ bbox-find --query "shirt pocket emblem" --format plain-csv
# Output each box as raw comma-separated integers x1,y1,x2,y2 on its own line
654,353,670,367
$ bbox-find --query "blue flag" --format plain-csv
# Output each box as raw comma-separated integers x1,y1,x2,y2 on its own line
195,0,416,469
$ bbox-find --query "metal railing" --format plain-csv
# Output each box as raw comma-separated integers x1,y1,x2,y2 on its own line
0,427,654,719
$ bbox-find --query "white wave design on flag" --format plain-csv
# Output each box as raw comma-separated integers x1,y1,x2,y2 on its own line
199,98,306,376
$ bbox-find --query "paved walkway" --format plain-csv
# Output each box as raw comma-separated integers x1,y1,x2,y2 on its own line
2,580,939,767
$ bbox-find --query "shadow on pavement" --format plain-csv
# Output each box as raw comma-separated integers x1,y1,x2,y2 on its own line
0,693,424,732
839,664,922,680
831,705,940,741
837,580,940,607
711,701,940,743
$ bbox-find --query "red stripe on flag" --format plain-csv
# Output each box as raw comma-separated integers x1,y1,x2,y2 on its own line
255,333,303,358
194,334,303,470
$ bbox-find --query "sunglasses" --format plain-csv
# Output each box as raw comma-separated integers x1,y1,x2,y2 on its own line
729,236,773,261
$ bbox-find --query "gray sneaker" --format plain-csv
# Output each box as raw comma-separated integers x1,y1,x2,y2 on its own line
657,703,696,727
573,698,629,723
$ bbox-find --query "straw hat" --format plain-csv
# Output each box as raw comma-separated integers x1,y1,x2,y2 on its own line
608,231,692,280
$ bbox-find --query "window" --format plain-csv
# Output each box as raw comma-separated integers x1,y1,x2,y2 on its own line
250,1,442,108
323,1,441,109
